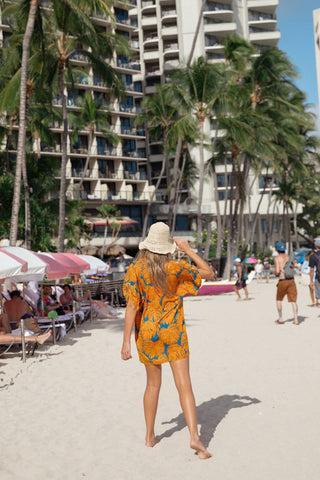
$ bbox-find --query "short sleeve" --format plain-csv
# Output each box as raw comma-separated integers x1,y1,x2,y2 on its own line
123,263,141,310
175,260,202,297
309,254,318,269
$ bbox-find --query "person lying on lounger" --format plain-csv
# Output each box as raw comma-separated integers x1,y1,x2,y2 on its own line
0,314,52,345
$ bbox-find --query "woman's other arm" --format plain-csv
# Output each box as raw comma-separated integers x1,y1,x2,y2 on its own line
121,298,137,360
173,237,215,280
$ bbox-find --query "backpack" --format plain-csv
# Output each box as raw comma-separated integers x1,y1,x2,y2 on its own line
283,251,295,279
242,264,248,281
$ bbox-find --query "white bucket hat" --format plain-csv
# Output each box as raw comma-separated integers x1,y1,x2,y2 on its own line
139,222,176,255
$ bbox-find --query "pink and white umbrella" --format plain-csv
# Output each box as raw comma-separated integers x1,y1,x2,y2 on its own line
1,246,47,281
34,253,70,280
0,248,28,280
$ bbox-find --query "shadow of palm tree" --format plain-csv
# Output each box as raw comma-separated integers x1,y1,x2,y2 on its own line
158,394,261,448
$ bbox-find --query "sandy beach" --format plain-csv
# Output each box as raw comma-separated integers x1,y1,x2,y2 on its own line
1,276,320,480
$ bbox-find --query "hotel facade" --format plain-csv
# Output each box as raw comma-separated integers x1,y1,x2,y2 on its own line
1,1,293,252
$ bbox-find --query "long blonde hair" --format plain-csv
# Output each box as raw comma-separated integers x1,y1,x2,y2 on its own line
136,249,173,295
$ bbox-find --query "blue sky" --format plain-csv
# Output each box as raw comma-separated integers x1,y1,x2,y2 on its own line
277,0,319,129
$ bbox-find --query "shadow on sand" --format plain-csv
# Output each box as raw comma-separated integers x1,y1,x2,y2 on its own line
158,394,261,448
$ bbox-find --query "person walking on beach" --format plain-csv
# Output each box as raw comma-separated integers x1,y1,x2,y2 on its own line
301,251,317,307
233,258,249,301
274,242,298,325
255,259,263,282
309,238,320,307
121,222,214,459
263,256,271,283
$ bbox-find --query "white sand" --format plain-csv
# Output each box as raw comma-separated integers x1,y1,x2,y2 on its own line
1,277,320,480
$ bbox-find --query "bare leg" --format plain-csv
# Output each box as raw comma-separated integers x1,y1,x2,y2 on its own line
244,286,249,300
309,285,315,305
170,357,212,459
291,302,299,325
276,300,284,323
144,364,161,447
233,285,241,300
0,330,51,344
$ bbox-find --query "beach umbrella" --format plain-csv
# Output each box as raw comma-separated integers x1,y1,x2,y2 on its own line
0,249,28,280
48,253,89,275
244,257,257,264
0,246,47,281
76,254,108,274
35,252,70,280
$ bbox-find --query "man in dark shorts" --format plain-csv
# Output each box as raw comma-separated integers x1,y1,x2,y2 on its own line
233,258,249,301
274,242,298,325
309,237,320,306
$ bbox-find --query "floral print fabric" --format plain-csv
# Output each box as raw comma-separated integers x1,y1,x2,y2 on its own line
123,258,201,365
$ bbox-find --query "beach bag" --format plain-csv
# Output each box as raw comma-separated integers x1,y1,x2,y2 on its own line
284,252,295,279
18,314,42,334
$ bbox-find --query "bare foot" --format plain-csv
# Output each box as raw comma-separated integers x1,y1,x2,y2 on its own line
145,437,158,447
190,438,212,459
293,320,299,325
36,330,52,345
236,298,242,301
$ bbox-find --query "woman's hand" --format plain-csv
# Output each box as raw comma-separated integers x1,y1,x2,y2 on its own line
173,237,192,255
121,341,132,360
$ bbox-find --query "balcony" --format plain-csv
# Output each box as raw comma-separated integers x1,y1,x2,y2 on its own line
116,59,141,71
141,15,157,27
249,30,280,45
142,0,156,11
163,43,179,55
204,21,237,34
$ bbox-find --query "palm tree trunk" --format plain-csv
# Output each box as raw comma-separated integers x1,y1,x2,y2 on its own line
101,215,109,259
168,138,182,232
58,61,68,252
9,0,39,246
293,198,300,251
142,128,168,237
249,175,272,250
172,148,187,233
78,129,93,190
204,218,212,261
196,121,205,256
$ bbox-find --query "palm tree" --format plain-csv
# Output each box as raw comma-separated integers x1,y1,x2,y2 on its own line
69,92,119,193
3,0,43,246
171,57,222,256
135,84,180,237
96,204,121,259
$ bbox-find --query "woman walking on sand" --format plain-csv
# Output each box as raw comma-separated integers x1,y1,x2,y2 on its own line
121,222,214,459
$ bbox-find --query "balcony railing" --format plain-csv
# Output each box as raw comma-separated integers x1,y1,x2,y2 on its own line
204,3,232,12
69,189,151,202
162,9,177,17
249,12,276,21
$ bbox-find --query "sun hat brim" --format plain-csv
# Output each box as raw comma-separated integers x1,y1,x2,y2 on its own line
138,222,176,255
139,238,176,255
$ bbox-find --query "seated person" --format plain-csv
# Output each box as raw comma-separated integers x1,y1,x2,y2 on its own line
40,285,64,316
0,313,51,345
4,290,35,328
60,284,90,311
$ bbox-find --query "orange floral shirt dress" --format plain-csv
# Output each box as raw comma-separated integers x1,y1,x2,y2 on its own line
123,258,201,365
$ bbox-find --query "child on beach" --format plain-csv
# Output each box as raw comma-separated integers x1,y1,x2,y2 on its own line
121,222,214,459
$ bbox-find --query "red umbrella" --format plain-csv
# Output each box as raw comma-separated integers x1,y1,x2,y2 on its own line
34,253,70,280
